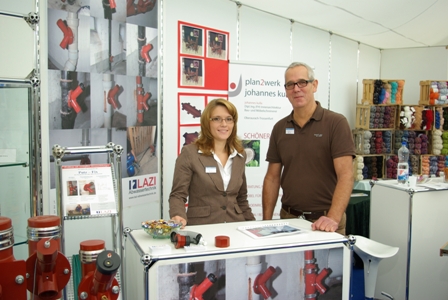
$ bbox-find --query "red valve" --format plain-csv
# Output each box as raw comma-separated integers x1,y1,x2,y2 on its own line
0,218,27,299
136,76,150,123
83,182,95,194
141,44,153,63
0,217,15,263
314,268,329,294
56,19,74,49
67,83,84,114
79,240,106,278
253,266,276,299
107,85,121,109
77,250,120,300
304,250,329,299
189,274,216,300
26,238,71,300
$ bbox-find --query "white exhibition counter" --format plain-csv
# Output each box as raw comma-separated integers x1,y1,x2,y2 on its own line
124,219,351,300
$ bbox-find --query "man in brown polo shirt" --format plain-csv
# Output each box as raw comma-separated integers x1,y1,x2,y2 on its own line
262,62,355,235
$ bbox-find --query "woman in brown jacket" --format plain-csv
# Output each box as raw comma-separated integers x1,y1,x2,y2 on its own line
169,98,255,227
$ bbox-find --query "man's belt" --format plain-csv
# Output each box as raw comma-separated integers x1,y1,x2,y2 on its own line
282,204,326,220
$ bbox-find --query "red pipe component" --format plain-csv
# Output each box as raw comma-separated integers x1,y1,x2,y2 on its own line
83,183,94,194
141,43,153,63
36,240,59,297
314,268,330,294
172,233,187,249
0,217,27,300
26,215,66,300
109,0,116,9
136,76,150,123
79,240,106,278
27,215,62,255
189,273,217,300
253,266,276,299
68,83,85,114
107,85,121,109
26,238,71,300
0,217,14,263
56,19,74,49
77,250,120,300
304,250,328,300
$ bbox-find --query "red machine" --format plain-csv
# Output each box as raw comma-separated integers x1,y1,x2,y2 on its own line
79,240,106,278
0,216,27,299
26,215,71,300
78,250,121,300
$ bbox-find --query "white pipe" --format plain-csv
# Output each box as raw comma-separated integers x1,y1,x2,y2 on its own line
148,78,157,106
64,12,79,71
119,23,126,55
246,256,262,300
103,74,113,128
327,247,343,278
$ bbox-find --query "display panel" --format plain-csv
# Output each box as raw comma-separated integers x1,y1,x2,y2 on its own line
148,244,347,299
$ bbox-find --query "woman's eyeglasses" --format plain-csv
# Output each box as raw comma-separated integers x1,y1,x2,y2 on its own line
210,116,234,123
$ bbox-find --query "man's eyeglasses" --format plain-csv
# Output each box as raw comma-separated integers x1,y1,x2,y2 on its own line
210,116,234,123
284,80,313,90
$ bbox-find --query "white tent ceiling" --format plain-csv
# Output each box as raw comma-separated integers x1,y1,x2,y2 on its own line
233,0,448,49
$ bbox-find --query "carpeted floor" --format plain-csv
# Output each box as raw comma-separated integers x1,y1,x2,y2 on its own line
351,262,365,300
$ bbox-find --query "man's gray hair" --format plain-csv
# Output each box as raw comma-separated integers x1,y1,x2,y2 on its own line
285,62,315,81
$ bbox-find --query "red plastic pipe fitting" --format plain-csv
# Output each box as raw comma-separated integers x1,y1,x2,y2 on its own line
253,266,276,299
77,250,120,300
189,273,217,300
83,183,94,194
67,83,84,113
107,85,121,109
109,0,116,9
136,76,150,123
56,19,74,49
141,43,153,63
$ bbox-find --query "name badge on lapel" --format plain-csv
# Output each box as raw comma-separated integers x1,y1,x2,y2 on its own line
286,128,294,134
205,166,217,173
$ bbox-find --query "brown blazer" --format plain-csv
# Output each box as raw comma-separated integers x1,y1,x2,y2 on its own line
169,144,255,225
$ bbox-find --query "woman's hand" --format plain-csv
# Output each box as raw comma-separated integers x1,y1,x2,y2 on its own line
171,216,187,229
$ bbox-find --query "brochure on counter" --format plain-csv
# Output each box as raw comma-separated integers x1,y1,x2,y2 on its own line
238,222,306,239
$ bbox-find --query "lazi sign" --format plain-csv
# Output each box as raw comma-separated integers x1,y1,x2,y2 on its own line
129,176,157,194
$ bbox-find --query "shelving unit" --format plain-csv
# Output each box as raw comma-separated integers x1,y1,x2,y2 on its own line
354,78,448,180
52,143,125,299
0,81,35,254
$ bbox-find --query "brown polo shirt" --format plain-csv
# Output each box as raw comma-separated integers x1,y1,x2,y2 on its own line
266,102,355,211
